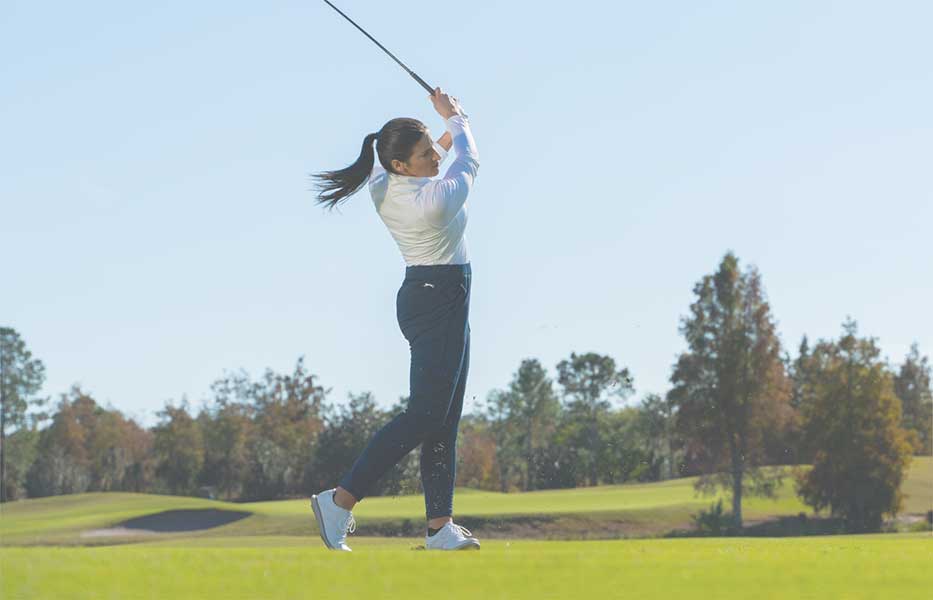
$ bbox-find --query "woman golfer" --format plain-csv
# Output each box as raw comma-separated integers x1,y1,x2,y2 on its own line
309,87,480,551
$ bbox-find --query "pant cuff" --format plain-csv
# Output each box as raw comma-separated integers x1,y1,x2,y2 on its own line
338,480,364,502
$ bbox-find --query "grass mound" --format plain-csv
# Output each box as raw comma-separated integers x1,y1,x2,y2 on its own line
1,457,928,546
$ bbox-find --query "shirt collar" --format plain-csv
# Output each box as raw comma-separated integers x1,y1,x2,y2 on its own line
388,172,432,183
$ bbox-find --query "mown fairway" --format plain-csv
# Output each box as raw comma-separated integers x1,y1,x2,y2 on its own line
2,534,930,599
1,458,930,599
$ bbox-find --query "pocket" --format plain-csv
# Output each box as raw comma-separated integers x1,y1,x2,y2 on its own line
397,279,438,321
415,281,439,310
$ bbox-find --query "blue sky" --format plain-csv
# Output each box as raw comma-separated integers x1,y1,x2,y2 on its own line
3,1,931,429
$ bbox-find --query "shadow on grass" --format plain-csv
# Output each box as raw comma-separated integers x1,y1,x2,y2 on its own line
358,514,561,538
665,512,933,538
360,511,930,540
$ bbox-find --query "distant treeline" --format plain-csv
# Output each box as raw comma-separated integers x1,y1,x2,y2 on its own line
2,251,930,533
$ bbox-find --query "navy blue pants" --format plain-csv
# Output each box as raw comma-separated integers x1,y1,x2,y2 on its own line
338,262,471,519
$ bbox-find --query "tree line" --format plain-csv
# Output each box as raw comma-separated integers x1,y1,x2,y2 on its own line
2,251,930,534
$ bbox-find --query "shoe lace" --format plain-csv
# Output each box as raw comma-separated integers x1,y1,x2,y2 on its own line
452,523,471,538
343,514,357,535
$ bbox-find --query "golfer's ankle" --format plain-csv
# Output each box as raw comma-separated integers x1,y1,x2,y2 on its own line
427,516,452,529
334,487,357,511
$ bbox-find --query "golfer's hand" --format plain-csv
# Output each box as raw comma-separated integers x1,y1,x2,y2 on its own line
430,87,463,120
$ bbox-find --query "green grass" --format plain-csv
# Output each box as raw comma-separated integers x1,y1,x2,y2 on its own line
1,458,929,546
2,534,930,599
1,458,929,598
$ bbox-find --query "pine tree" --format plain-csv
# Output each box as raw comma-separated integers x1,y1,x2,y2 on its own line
893,343,932,455
669,251,793,531
0,327,48,502
556,352,634,486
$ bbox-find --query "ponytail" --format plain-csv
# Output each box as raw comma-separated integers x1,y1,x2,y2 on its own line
311,118,428,211
311,132,381,210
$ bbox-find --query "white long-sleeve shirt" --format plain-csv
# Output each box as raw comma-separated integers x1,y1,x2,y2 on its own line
369,114,479,266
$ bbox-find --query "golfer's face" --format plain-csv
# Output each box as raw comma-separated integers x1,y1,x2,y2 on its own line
404,134,441,177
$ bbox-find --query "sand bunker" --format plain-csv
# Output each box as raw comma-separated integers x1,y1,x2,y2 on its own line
81,527,162,538
81,508,252,538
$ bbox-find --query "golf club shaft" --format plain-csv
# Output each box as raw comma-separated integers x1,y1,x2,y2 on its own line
323,0,435,95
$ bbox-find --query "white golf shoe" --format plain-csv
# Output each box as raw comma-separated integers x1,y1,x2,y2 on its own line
310,488,356,551
424,521,481,550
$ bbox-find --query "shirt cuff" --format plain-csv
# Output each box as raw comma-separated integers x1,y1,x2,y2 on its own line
432,140,449,162
445,114,469,139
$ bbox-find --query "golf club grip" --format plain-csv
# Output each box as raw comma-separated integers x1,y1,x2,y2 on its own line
411,70,470,119
410,71,435,95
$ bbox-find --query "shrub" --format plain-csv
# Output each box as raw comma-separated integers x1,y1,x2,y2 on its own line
691,499,739,536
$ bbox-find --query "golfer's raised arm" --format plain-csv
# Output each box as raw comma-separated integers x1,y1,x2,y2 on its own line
434,131,452,154
419,113,479,228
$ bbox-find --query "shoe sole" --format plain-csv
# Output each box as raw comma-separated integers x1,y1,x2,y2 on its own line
426,539,481,550
310,495,336,550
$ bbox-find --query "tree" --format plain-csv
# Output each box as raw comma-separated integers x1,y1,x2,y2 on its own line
196,400,254,500
777,336,815,465
484,359,561,491
202,357,327,500
454,414,500,490
152,397,204,495
2,427,41,501
893,343,932,455
25,386,94,496
533,419,579,489
20,385,158,499
795,318,915,532
485,388,526,492
601,406,655,483
668,251,793,531
65,391,149,492
120,418,155,493
0,327,48,501
634,392,680,480
556,351,634,486
240,357,327,499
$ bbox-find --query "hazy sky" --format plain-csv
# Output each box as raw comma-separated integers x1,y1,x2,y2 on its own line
3,1,931,429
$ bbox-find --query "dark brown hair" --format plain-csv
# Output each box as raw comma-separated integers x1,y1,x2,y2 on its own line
310,117,427,211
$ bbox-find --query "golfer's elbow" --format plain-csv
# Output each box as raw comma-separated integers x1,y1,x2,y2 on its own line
456,154,480,180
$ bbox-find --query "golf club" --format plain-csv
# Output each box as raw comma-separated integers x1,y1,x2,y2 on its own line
323,0,437,95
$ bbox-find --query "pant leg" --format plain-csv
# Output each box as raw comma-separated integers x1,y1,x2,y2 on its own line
336,404,432,502
337,267,470,502
421,323,469,519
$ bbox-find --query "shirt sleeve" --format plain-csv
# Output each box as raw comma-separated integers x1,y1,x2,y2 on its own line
432,140,449,163
418,114,480,228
